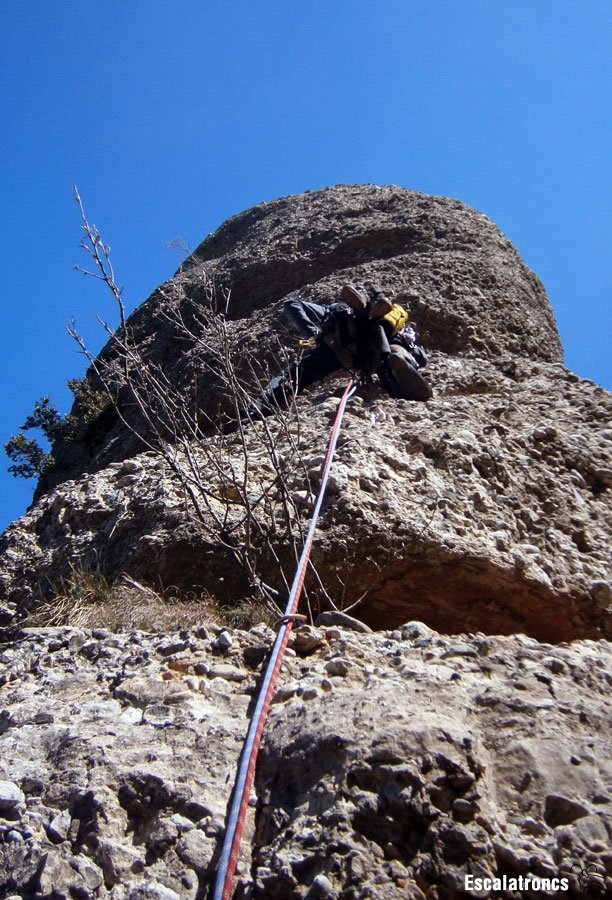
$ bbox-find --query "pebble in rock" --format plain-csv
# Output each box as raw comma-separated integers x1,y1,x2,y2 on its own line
0,781,25,811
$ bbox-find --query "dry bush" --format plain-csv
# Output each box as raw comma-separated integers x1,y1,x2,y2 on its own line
67,188,324,621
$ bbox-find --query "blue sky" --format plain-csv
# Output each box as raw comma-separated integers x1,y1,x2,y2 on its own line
1,2,610,531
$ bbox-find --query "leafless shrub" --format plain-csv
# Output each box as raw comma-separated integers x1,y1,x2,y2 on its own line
163,235,191,262
68,188,324,619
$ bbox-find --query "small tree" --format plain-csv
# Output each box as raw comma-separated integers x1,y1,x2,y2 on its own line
4,385,109,479
5,431,50,479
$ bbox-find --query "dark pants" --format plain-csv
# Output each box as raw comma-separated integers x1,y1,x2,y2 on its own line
283,297,346,339
247,343,342,418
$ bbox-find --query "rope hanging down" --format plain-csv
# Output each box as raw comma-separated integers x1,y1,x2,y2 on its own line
212,378,357,900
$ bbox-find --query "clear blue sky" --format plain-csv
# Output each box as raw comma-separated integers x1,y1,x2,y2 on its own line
1,2,610,532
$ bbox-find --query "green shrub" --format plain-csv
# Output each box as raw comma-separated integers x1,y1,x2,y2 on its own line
4,380,110,479
4,432,51,478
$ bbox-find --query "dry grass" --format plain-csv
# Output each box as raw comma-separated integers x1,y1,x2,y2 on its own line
27,572,216,633
26,569,276,633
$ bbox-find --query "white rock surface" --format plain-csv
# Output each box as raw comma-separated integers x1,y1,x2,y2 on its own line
0,624,610,897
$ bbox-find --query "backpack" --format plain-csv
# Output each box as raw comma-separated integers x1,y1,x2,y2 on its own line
382,304,409,337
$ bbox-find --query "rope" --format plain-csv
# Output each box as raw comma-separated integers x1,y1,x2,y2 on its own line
212,378,357,900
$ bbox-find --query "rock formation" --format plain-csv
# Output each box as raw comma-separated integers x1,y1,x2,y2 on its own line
0,185,610,897
1,623,610,898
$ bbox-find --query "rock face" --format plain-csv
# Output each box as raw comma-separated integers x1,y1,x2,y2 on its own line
0,185,611,897
1,352,610,642
0,623,610,898
1,184,609,642
184,183,560,360
35,183,562,494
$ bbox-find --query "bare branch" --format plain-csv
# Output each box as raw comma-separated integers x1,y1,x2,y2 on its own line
68,192,356,620
73,185,126,330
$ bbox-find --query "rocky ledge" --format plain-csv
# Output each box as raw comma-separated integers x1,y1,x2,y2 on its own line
1,622,610,898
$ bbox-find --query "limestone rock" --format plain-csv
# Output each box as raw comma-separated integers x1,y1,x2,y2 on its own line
0,781,24,811
1,186,609,643
0,625,261,898
35,183,560,494
0,624,609,897
315,611,374,633
0,354,609,643
186,183,561,362
0,185,610,896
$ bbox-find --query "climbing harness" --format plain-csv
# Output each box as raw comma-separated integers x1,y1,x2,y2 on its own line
212,378,357,900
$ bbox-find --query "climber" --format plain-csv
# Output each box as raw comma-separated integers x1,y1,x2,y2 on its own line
286,284,433,404
224,284,431,432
